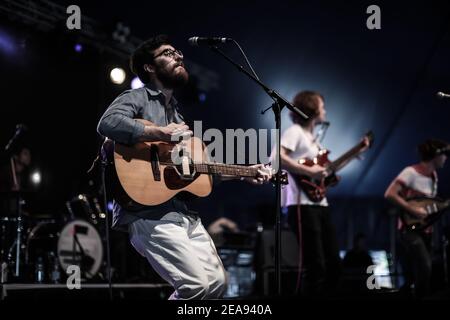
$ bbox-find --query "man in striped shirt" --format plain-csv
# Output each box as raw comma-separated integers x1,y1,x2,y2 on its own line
385,139,449,298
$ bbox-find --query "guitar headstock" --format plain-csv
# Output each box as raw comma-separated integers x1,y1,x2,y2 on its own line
268,169,289,185
364,130,375,148
279,170,289,185
359,130,375,148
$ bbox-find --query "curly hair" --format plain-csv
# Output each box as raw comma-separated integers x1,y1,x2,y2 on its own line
290,90,324,126
130,34,170,83
417,139,449,161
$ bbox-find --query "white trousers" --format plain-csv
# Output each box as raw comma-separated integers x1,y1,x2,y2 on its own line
129,215,228,299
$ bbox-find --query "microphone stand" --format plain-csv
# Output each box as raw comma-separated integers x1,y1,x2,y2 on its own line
4,125,26,278
208,45,308,296
100,156,113,300
72,232,94,279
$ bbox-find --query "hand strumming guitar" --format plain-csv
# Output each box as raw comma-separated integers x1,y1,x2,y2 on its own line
141,121,192,142
305,164,329,180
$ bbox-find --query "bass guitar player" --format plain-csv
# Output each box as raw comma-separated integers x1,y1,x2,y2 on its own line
279,90,370,296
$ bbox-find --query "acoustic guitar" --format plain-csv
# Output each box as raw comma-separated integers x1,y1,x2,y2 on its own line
103,119,286,209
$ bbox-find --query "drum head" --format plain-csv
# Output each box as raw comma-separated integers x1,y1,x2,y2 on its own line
57,219,103,279
25,220,60,264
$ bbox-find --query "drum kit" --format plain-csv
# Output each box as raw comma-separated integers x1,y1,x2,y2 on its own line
0,191,106,284
0,126,109,284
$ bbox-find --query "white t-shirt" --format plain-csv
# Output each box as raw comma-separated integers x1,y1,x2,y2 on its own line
395,164,438,232
279,124,328,207
395,165,437,198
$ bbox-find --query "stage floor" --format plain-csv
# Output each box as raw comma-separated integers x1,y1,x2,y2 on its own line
1,282,172,300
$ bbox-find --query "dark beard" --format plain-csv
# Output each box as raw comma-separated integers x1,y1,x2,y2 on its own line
155,64,189,89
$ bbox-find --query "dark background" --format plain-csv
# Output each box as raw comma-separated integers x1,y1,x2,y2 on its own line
1,0,450,257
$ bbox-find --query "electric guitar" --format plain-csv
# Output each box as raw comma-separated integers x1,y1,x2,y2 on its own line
103,119,287,209
293,131,374,202
402,197,450,231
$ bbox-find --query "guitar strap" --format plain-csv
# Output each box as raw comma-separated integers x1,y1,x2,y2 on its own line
431,171,438,198
295,193,303,294
312,122,329,145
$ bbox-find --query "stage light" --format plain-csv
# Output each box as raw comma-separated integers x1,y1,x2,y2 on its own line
112,22,130,44
74,43,83,52
31,171,41,185
131,76,144,89
0,30,16,55
199,93,207,103
110,67,126,84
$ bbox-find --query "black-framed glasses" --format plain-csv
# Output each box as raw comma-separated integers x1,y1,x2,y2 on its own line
153,49,183,59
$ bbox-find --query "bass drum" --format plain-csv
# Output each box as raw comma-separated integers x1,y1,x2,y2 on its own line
26,219,103,280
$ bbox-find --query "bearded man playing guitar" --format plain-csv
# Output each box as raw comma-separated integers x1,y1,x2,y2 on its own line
385,139,449,298
97,35,272,300
279,90,370,296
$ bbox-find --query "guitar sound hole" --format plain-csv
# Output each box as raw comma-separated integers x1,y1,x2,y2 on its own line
164,167,200,190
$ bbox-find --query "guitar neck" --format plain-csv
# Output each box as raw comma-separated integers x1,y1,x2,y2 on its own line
328,141,365,172
436,200,450,212
194,163,259,177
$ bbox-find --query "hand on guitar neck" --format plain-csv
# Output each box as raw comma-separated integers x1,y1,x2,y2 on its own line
241,164,273,185
360,136,371,152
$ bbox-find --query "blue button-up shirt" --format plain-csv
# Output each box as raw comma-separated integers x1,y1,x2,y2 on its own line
97,84,195,230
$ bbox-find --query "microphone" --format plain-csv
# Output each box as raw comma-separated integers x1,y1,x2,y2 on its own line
321,121,330,126
188,37,232,46
5,124,28,152
15,123,28,133
436,91,450,99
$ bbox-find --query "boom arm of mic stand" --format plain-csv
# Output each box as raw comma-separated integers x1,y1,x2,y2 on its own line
5,131,21,153
208,45,308,120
